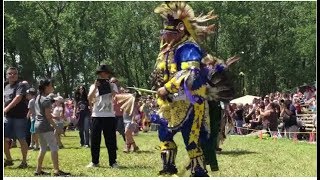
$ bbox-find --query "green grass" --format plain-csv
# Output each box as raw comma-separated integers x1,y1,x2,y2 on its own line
4,130,316,177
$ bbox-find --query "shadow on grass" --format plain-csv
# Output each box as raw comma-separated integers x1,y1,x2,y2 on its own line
5,165,37,170
117,164,154,169
217,149,258,156
62,135,79,138
59,147,83,150
134,150,155,154
85,164,154,170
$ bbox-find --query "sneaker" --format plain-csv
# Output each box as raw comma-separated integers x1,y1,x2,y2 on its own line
17,162,28,169
84,145,90,148
4,160,14,167
86,162,99,168
111,162,119,168
53,170,71,177
33,147,40,151
34,171,51,176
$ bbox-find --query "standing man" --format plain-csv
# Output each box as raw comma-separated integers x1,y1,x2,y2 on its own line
87,64,119,168
4,67,29,168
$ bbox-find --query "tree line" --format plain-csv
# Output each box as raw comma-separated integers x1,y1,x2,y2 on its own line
4,1,316,98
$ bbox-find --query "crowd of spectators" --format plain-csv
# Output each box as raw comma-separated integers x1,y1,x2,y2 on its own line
226,87,317,140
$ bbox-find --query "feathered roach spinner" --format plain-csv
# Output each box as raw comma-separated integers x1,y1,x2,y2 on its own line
154,1,218,41
203,54,240,102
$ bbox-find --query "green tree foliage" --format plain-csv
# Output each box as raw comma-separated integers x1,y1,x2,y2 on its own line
4,1,316,98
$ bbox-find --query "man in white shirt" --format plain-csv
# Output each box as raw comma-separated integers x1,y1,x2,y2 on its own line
86,64,119,168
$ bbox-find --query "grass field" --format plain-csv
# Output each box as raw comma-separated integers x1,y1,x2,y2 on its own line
4,130,317,177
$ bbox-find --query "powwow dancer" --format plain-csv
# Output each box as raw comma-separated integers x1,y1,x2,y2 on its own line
148,1,237,177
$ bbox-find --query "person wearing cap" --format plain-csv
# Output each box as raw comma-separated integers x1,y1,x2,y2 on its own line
52,95,65,149
26,88,39,150
87,64,119,168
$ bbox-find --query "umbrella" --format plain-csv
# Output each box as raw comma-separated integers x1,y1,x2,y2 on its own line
230,95,261,105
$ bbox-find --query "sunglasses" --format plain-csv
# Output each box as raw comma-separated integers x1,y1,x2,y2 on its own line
160,29,179,36
7,72,17,76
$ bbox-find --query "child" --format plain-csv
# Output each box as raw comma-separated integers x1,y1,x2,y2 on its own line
27,88,39,150
65,100,75,130
52,96,65,149
123,98,140,153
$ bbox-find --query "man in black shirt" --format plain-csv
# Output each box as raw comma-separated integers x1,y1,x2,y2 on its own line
4,67,29,168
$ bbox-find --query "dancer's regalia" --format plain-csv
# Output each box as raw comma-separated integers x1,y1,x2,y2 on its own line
148,2,237,177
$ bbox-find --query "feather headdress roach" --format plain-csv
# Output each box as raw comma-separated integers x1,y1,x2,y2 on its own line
154,1,218,41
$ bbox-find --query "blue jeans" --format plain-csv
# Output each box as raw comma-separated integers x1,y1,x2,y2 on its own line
78,114,91,146
4,117,27,140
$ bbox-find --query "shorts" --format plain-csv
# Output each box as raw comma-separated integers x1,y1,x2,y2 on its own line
38,131,59,152
63,119,70,127
55,122,64,134
4,117,27,140
125,122,138,132
30,119,36,133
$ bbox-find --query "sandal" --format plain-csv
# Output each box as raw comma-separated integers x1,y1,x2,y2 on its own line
123,148,130,153
17,162,28,169
4,160,14,167
133,146,139,152
123,143,131,153
34,171,51,176
53,170,71,176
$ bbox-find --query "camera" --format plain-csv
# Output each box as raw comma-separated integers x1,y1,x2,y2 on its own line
97,79,111,95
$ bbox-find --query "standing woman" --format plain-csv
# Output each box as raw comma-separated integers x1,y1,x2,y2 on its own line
259,102,278,136
73,85,91,147
34,79,70,176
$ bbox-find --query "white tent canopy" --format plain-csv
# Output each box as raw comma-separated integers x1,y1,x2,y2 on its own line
230,95,261,105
